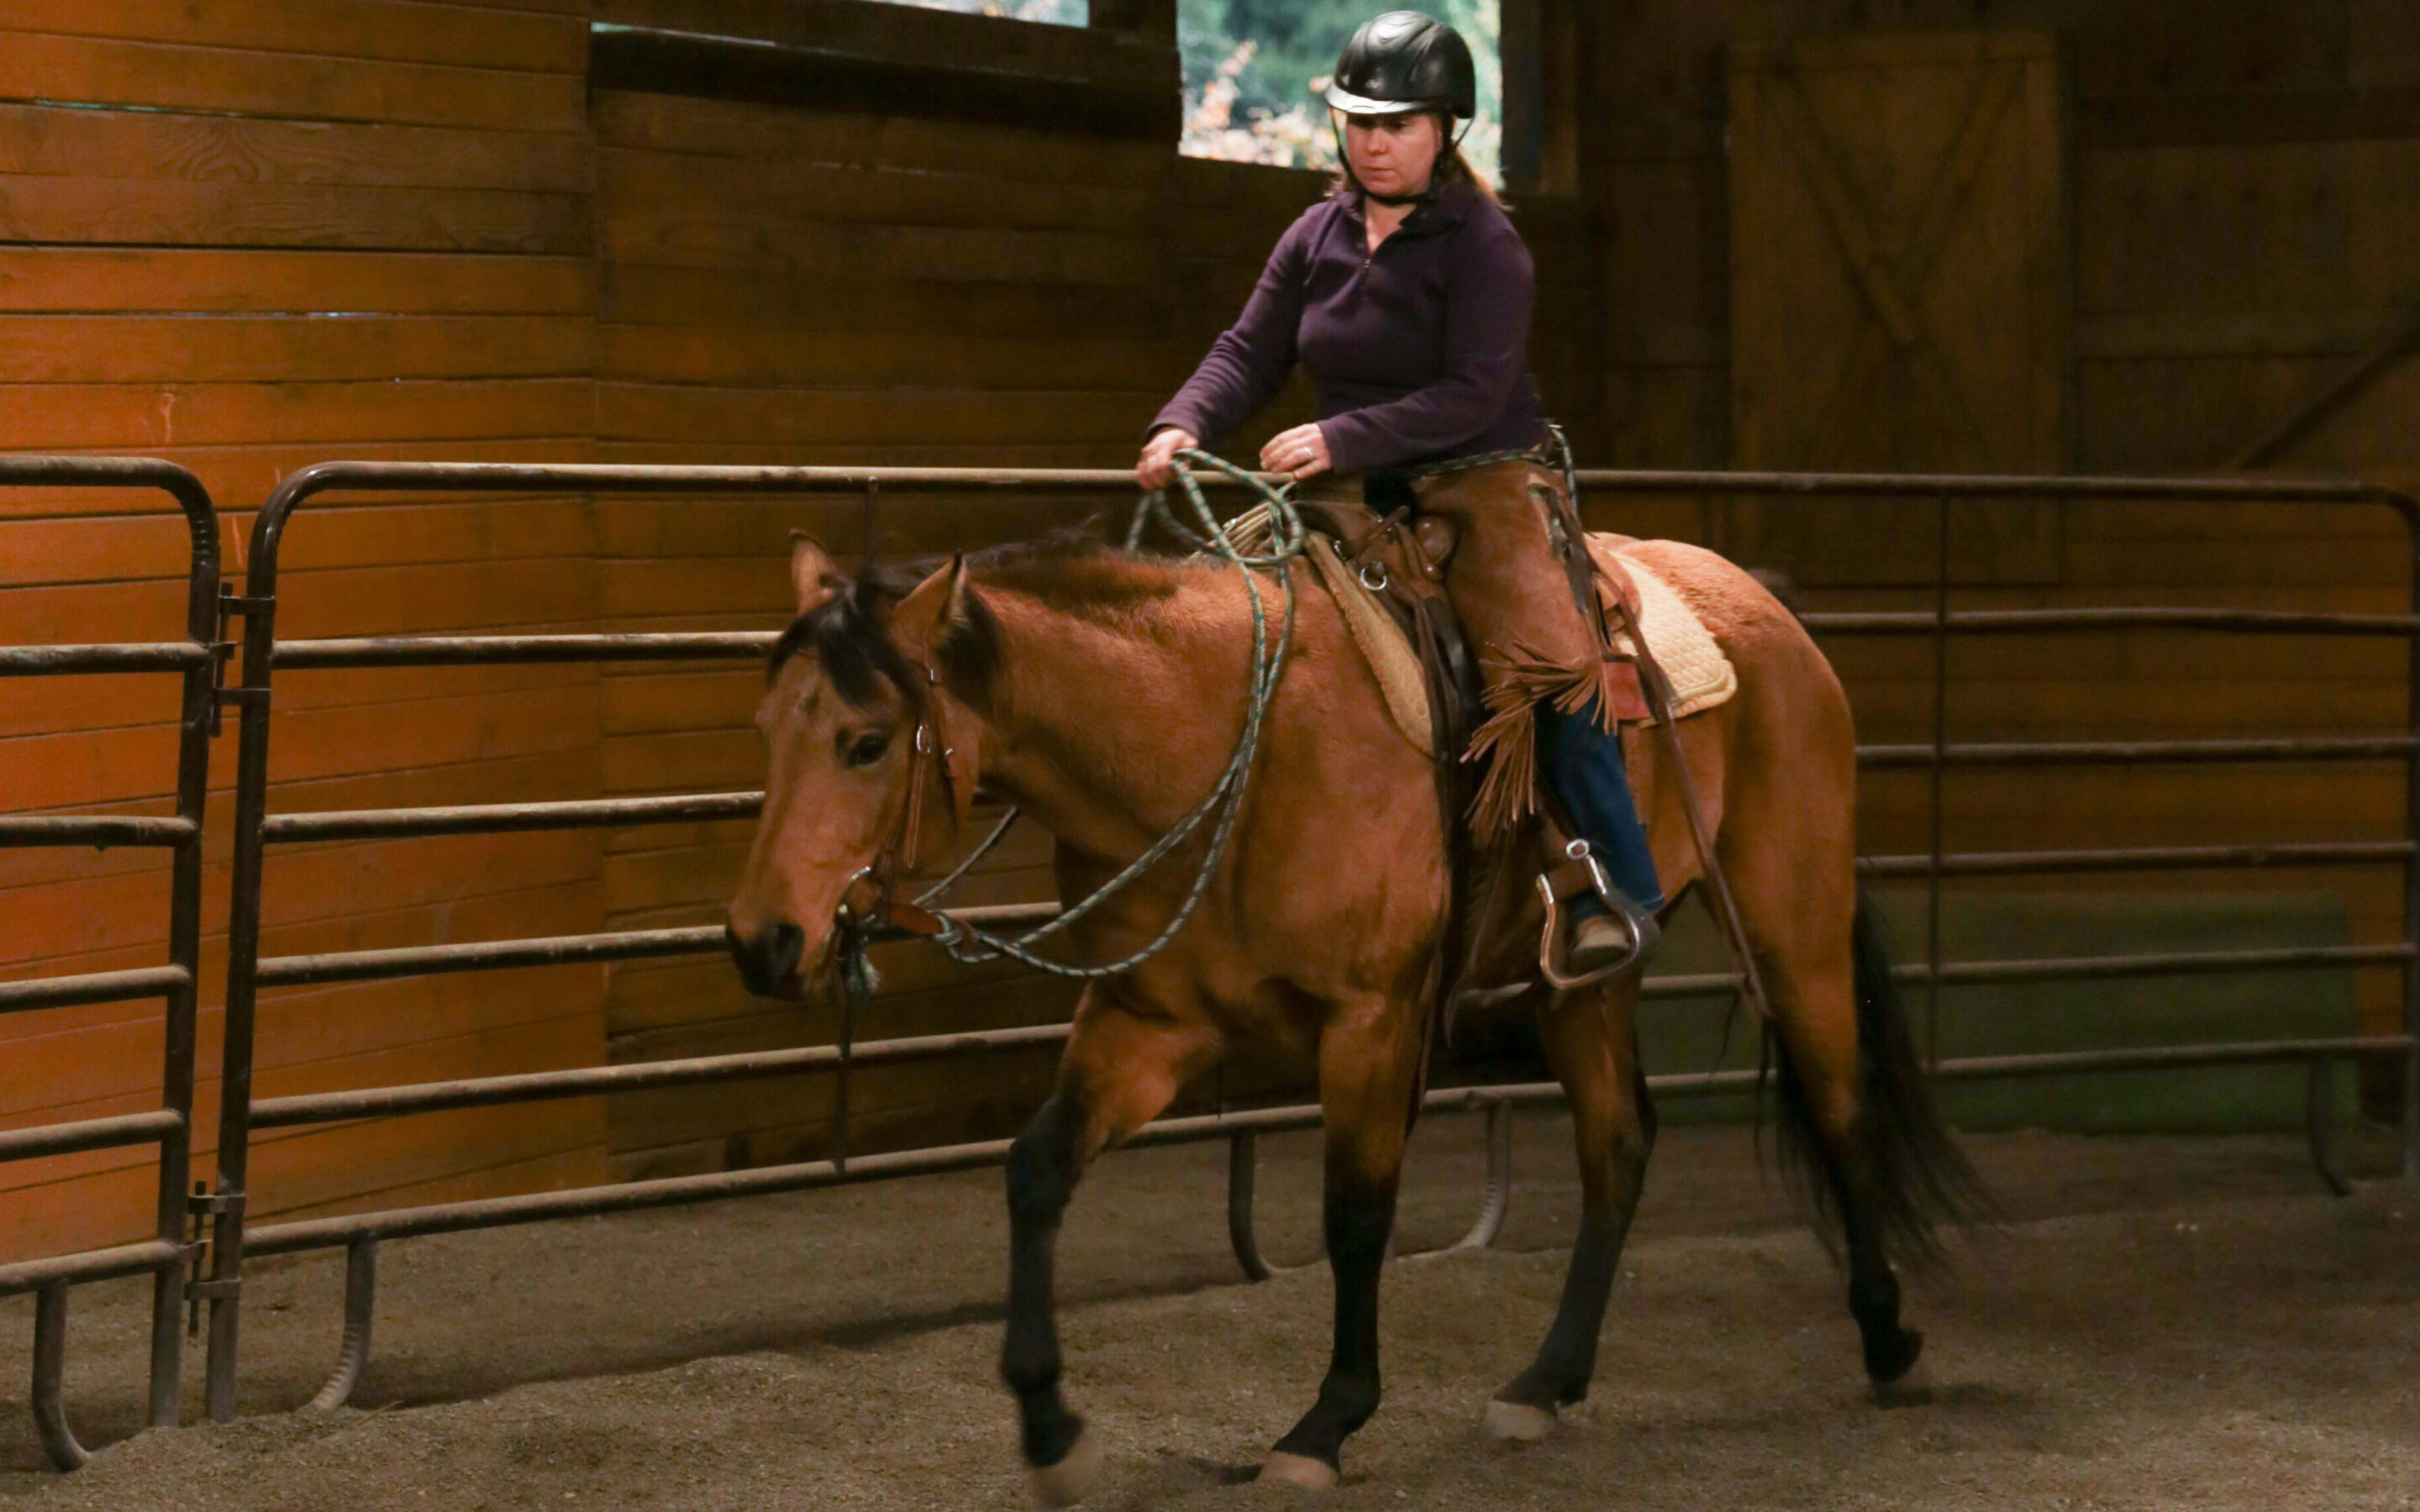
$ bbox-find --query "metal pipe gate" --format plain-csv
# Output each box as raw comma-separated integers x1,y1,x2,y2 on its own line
198,462,1216,1421
0,457,220,1469
12,459,2417,1462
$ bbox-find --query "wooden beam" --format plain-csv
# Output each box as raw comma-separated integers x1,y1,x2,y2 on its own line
592,24,1179,140
590,0,1180,140
2080,87,2420,149
2229,302,2420,469
1501,0,1544,192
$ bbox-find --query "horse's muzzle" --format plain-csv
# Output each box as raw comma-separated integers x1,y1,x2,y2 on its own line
726,919,808,999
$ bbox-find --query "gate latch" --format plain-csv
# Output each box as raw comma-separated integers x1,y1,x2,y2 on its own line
184,1184,246,1336
208,585,273,737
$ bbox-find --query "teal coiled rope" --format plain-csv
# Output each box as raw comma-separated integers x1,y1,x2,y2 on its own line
917,449,1307,979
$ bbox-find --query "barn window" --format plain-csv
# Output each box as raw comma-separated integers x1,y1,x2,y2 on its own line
870,0,1088,24
1177,0,1507,186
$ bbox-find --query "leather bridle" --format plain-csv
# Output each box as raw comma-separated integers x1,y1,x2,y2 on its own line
832,656,976,942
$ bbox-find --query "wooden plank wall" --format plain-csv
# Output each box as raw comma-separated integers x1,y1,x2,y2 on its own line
0,0,610,1263
1586,0,2420,1067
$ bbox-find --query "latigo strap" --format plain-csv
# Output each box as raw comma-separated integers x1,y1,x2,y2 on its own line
1534,436,1774,1021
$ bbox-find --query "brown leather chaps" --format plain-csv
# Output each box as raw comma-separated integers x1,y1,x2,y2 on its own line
1302,458,1644,837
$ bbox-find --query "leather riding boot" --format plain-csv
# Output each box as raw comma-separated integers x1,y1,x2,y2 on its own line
1569,897,1661,976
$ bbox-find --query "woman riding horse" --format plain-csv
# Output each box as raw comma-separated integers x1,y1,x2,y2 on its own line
1139,8,1662,978
728,10,1980,1503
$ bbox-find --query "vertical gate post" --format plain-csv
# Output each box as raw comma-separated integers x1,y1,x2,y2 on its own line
149,471,222,1429
1925,487,1950,1067
203,542,282,1421
2403,493,2420,1183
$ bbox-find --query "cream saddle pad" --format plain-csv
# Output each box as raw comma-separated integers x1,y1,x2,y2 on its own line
1588,534,1739,722
1311,532,1739,754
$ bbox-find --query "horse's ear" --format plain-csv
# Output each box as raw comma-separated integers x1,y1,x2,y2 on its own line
891,553,973,654
789,531,844,616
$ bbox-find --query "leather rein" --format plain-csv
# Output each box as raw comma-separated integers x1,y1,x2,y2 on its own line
823,449,1306,984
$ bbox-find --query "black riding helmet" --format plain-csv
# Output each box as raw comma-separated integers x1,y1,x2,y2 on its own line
1324,11,1478,205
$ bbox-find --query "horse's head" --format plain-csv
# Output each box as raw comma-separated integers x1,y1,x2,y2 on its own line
725,535,989,999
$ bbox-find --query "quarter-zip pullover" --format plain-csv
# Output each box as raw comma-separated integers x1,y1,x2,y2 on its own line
1149,176,1546,475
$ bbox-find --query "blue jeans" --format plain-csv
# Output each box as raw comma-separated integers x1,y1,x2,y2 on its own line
1536,699,1664,915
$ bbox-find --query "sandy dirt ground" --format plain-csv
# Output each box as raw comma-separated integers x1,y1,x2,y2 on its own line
3,1116,2415,1511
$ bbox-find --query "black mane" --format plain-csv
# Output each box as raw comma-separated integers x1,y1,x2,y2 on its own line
765,576,923,711
765,523,1184,713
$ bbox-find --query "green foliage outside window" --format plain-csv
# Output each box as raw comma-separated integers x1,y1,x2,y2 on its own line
1179,0,1502,182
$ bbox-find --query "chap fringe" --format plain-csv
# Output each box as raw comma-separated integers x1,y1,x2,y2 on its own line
1462,638,1634,838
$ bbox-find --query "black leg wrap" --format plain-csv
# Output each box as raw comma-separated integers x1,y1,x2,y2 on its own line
1500,1090,1655,1413
1271,1176,1395,1471
1001,1096,1087,1467
1849,1266,1923,1383
1271,1374,1383,1471
1497,1218,1622,1410
1014,1385,1086,1468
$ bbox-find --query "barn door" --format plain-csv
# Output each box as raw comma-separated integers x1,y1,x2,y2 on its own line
1728,32,2066,584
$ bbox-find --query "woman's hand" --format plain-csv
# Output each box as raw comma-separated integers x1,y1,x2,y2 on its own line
1260,423,1333,480
1137,427,1199,489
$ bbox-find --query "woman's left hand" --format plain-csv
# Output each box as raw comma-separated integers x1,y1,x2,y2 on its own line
1260,423,1333,480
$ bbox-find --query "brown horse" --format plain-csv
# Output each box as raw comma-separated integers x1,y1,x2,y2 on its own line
727,525,1979,1503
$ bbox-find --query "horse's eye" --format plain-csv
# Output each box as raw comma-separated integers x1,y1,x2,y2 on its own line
844,731,892,769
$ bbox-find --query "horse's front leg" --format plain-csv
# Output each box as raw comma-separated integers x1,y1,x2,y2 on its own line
1003,989,1214,1507
1262,996,1423,1489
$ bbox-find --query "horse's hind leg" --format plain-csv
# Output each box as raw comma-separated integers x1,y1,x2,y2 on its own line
1733,858,1970,1389
1486,976,1655,1440
1757,923,1927,1386
1002,990,1215,1506
1261,994,1424,1489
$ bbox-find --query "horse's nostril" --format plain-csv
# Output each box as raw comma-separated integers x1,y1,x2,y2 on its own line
728,919,808,997
769,921,806,984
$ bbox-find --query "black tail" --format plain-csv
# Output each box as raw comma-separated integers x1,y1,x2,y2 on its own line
1767,892,1990,1265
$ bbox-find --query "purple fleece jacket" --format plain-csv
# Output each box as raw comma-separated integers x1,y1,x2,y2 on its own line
1148,177,1546,475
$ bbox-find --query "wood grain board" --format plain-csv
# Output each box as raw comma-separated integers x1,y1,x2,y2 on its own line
0,0,604,1261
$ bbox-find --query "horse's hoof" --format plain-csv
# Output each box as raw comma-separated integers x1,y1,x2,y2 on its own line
1257,1451,1339,1490
1871,1355,1933,1404
1866,1326,1927,1398
1028,1429,1102,1507
1482,1398,1557,1442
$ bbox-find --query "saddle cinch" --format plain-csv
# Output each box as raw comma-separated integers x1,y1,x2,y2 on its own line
1250,488,1739,1003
